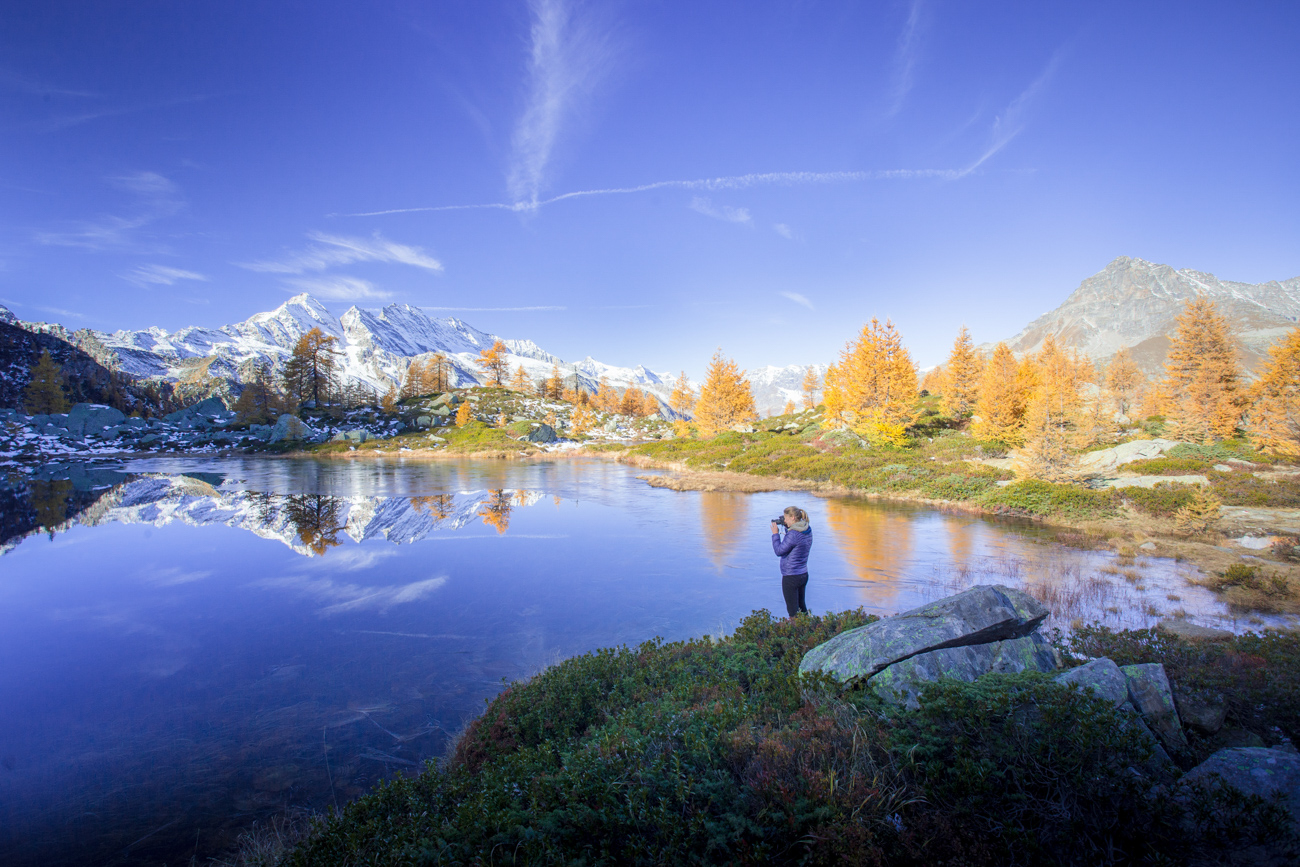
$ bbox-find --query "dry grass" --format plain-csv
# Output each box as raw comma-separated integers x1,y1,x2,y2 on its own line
209,808,323,867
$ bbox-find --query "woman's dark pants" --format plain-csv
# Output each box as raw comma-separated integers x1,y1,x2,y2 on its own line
782,572,809,616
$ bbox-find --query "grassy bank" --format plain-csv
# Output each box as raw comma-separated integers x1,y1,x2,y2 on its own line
282,612,1299,866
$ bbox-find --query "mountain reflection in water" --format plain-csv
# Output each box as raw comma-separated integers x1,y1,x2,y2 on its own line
0,457,1268,867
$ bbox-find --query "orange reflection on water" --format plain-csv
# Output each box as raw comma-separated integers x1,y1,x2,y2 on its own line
822,498,912,608
698,491,751,571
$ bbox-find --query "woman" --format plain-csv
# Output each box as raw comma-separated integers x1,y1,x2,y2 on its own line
770,506,812,617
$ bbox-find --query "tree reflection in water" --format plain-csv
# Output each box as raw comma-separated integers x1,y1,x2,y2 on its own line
478,489,512,534
698,491,750,571
823,498,912,608
29,479,74,538
411,494,454,522
285,493,347,555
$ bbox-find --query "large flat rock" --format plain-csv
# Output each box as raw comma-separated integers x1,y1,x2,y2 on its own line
1121,663,1188,752
1053,657,1131,709
799,584,1048,684
868,631,1058,708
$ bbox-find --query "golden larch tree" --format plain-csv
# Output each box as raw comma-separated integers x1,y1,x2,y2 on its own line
1160,299,1243,442
477,340,510,387
620,386,645,416
454,401,472,425
401,359,427,399
569,402,594,435
23,350,70,414
233,361,285,425
941,326,982,417
919,365,945,397
641,390,660,418
693,350,757,436
783,399,796,415
669,372,696,417
283,327,341,408
508,364,530,392
381,384,399,414
1105,347,1143,418
800,367,820,409
822,318,918,447
427,353,451,392
972,342,1028,443
1247,326,1300,456
596,377,620,413
1013,337,1086,481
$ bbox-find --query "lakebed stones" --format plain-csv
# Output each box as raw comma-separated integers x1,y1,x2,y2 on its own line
799,584,1049,685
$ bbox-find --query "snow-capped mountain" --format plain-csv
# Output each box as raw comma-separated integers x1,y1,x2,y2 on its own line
21,294,679,402
1002,256,1300,376
747,364,827,416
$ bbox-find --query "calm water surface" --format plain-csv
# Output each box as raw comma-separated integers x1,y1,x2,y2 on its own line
0,456,1261,865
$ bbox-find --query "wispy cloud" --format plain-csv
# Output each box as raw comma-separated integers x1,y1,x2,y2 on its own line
242,232,443,274
23,95,212,134
509,0,616,206
780,291,814,310
35,171,183,250
690,196,751,224
887,0,927,117
344,168,958,218
122,263,208,287
960,48,1066,175
772,223,794,240
422,305,565,312
0,68,96,98
284,275,392,302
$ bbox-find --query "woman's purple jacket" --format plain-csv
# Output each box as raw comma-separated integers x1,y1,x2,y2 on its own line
772,525,812,575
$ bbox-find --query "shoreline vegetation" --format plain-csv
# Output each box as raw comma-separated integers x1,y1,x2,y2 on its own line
256,610,1299,867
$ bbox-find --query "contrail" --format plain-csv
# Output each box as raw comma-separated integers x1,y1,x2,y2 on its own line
339,168,962,218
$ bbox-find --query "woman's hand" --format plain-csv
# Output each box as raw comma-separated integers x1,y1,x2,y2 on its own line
770,521,780,534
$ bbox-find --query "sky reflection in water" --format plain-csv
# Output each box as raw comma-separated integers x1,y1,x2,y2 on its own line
0,457,1257,865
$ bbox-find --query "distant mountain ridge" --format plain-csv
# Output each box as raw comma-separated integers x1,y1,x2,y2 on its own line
0,295,685,407
1002,256,1300,375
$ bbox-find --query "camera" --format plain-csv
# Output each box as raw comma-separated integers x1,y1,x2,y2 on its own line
771,516,786,526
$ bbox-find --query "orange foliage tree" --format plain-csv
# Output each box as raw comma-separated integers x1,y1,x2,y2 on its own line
1248,326,1300,456
972,342,1028,444
1160,299,1243,442
693,350,756,435
941,326,981,417
477,340,510,387
823,318,918,446
801,367,820,409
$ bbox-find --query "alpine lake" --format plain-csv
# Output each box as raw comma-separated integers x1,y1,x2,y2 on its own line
0,455,1273,866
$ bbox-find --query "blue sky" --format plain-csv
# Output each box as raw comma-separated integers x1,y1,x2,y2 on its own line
2,1,1297,374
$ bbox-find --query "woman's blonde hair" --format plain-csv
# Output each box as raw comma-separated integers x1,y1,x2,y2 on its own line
783,506,808,523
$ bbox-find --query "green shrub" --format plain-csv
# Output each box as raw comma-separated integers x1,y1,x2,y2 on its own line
978,480,1117,519
1119,482,1196,517
1208,470,1300,508
287,614,1298,866
1123,457,1213,475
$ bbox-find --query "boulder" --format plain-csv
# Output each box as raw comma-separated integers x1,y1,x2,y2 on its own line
1121,663,1188,751
416,415,432,429
1076,438,1179,475
1175,690,1228,735
342,429,370,443
525,423,558,443
603,419,619,432
268,414,314,443
1157,619,1234,642
66,403,126,436
799,585,1048,684
1180,748,1300,826
869,632,1058,708
1054,658,1131,710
